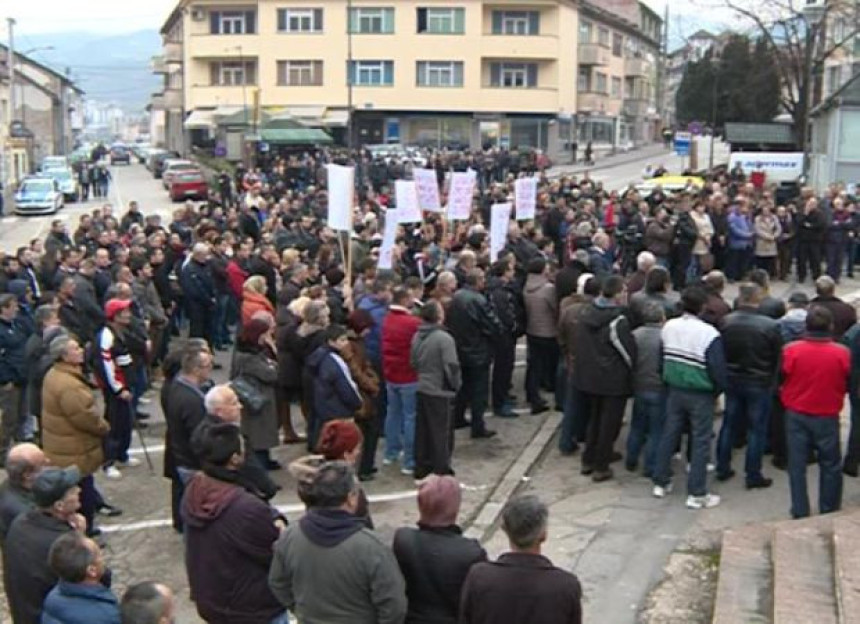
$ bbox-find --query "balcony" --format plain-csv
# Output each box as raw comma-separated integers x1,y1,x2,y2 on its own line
189,35,261,60
625,56,649,77
151,92,165,111
623,98,650,117
165,41,182,64
151,56,167,74
578,91,610,113
578,43,610,66
164,88,182,110
481,34,558,60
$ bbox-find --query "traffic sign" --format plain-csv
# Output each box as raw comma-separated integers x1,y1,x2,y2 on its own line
674,132,692,156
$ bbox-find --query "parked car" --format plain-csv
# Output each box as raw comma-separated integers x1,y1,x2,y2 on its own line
47,168,80,202
162,160,198,189
40,156,69,173
169,171,209,202
110,145,131,165
14,176,64,215
130,143,150,163
150,150,181,178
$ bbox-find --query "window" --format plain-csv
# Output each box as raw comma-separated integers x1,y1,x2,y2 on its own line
491,10,539,35
209,60,256,85
349,7,394,33
277,60,323,86
348,60,394,86
611,76,622,98
417,61,464,87
596,72,607,94
578,66,591,91
417,8,465,34
612,33,623,57
277,8,323,33
827,66,842,95
598,26,610,47
579,21,592,44
489,62,538,88
209,10,256,34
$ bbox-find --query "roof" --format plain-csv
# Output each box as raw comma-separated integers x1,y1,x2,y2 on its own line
690,29,716,40
259,127,333,145
724,122,796,146
0,44,83,94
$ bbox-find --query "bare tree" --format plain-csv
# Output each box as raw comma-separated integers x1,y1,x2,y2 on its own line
719,0,860,149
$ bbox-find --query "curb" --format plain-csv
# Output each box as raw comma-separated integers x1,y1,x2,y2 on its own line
547,145,672,179
465,411,562,543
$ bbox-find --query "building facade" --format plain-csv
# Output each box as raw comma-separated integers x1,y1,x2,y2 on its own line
154,0,585,158
662,29,728,128
575,0,662,152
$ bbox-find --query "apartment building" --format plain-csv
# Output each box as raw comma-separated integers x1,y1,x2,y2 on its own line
575,0,662,151
663,29,728,127
153,0,581,157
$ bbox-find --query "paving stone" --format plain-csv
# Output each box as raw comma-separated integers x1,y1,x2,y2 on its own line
773,521,838,624
712,525,773,624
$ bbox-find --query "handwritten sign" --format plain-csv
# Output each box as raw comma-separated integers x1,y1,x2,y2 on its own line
414,168,442,212
515,177,537,221
326,164,354,231
395,180,422,224
377,210,399,270
446,170,477,221
490,202,512,262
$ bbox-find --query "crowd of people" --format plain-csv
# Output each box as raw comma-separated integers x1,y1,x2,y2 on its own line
0,144,856,622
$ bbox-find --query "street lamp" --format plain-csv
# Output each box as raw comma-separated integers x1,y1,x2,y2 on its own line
802,0,827,180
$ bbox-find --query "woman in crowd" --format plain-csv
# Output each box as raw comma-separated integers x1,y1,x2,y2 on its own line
41,335,110,536
241,275,275,327
342,310,381,481
755,202,782,278
393,475,487,624
690,200,714,281
297,300,331,442
274,296,307,445
231,317,281,470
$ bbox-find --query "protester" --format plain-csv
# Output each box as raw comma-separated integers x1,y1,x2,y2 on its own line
810,275,857,337
120,582,176,624
523,257,559,414
459,494,582,624
393,475,487,624
0,442,47,544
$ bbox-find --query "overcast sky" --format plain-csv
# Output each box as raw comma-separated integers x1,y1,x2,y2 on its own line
1,0,739,38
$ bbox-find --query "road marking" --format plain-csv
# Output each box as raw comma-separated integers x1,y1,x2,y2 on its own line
128,444,165,456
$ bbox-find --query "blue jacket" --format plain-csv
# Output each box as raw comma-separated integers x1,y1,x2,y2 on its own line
180,259,216,308
356,295,389,365
41,581,120,624
307,345,363,421
0,315,30,385
727,211,754,250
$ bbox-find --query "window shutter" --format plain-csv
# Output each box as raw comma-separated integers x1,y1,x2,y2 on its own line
277,10,286,32
526,64,537,87
492,12,502,34
384,61,394,85
417,8,427,33
454,62,464,86
383,8,394,33
454,8,465,34
210,62,220,85
210,12,220,34
246,63,256,85
490,62,501,86
313,61,323,85
314,9,323,31
528,12,539,35
245,11,256,34
348,8,358,33
347,61,355,85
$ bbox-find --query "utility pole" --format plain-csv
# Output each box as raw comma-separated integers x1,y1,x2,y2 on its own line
346,0,354,151
4,17,16,215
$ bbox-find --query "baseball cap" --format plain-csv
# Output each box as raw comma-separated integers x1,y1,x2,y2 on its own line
32,466,80,507
104,299,132,321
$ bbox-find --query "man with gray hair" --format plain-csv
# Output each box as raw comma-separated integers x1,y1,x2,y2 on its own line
121,582,176,624
269,462,407,623
180,242,216,343
811,275,857,337
459,494,582,624
626,251,656,296
0,442,47,545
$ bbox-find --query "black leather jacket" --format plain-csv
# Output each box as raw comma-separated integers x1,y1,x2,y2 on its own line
721,308,783,386
446,287,502,367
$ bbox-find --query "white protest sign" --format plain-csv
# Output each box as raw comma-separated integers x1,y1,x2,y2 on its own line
326,164,354,231
446,170,477,220
395,180,422,224
490,202,512,262
414,168,442,212
514,176,537,221
377,210,399,270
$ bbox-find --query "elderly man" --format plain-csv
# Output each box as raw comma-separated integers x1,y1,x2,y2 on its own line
459,495,582,624
626,251,656,296
811,275,857,338
121,582,176,624
180,242,216,343
0,442,47,544
4,466,87,623
430,270,457,313
269,462,407,623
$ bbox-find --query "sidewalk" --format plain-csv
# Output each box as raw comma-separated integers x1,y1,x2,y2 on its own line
547,143,673,178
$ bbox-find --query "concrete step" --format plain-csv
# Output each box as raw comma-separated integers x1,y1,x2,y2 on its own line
712,525,773,624
834,515,860,624
773,520,839,624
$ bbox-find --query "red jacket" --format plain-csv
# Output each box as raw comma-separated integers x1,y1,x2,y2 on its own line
381,306,421,384
780,336,850,417
226,260,248,300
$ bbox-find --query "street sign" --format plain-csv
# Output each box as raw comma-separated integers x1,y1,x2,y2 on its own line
674,132,692,156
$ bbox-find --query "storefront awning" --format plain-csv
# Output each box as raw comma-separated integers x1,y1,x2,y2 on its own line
322,109,350,128
260,127,333,145
183,109,217,130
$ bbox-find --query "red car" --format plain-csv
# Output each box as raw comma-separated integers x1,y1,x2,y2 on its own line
169,170,208,202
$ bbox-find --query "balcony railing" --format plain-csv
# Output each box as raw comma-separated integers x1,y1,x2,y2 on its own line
578,43,609,66
151,56,167,74
622,98,650,117
164,88,182,110
624,56,649,77
578,91,610,112
165,41,182,63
